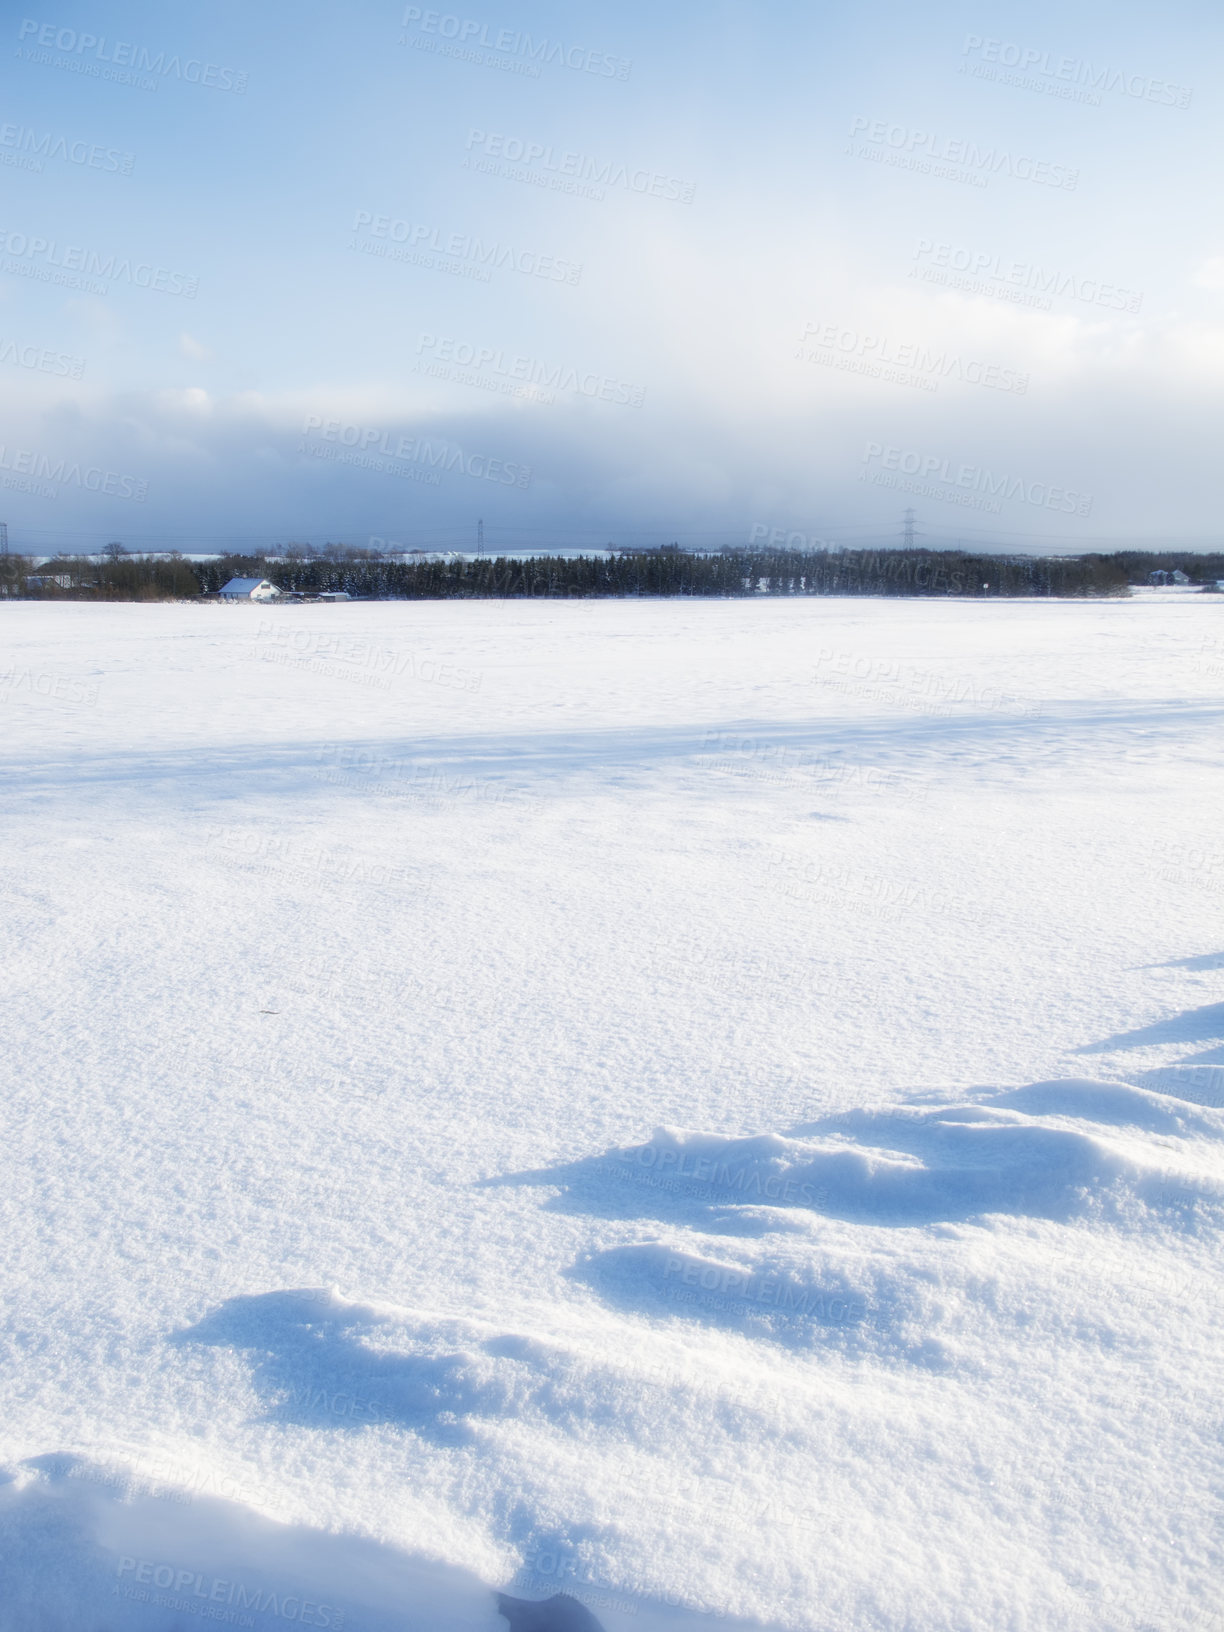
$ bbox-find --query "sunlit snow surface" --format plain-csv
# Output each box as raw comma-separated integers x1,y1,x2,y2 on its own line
1,593,1222,1632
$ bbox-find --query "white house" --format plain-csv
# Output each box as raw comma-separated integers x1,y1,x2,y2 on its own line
219,577,280,601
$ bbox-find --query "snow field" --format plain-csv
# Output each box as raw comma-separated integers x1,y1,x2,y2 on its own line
0,594,1222,1631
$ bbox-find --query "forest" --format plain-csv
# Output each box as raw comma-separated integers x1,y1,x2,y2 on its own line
5,545,1221,601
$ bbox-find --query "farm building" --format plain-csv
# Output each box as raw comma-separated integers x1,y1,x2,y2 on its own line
219,577,281,601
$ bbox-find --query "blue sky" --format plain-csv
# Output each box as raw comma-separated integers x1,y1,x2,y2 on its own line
0,0,1219,553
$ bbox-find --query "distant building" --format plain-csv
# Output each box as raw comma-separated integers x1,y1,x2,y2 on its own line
219,577,280,601
316,591,350,601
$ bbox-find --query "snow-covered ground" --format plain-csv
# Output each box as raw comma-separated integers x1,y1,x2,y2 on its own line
1,593,1222,1632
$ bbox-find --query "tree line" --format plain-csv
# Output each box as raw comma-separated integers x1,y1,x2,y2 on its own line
1,552,199,600
7,545,1221,601
191,547,1133,599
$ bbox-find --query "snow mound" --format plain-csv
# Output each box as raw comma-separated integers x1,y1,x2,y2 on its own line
1135,1063,1224,1109
0,1459,500,1632
6,1299,776,1632
985,1075,1224,1135
175,1289,532,1445
580,1242,869,1347
551,1079,1224,1363
581,1079,1224,1228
